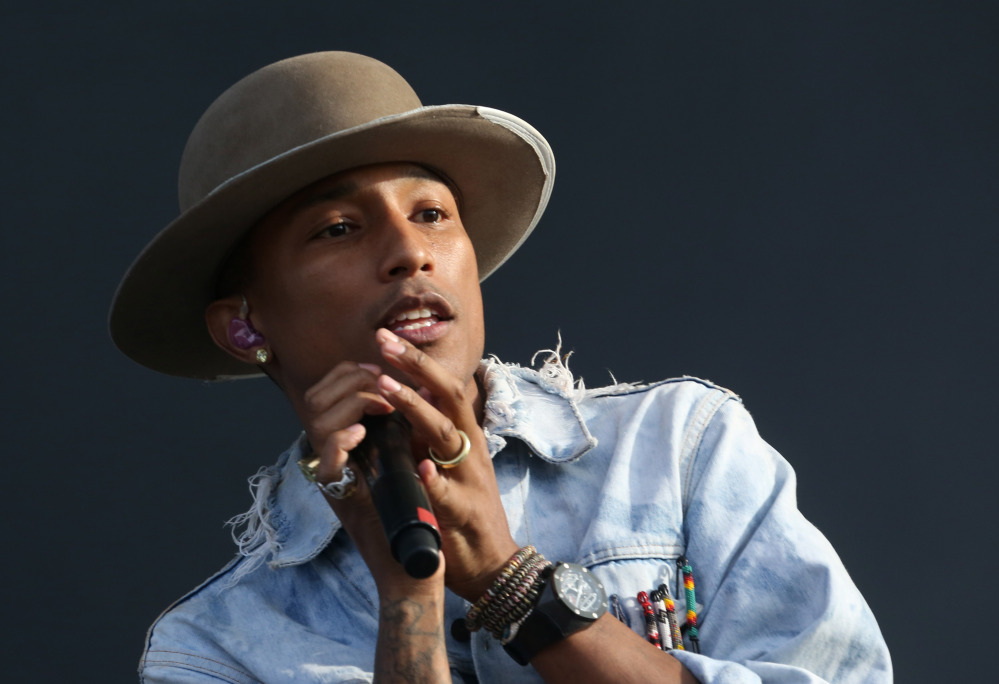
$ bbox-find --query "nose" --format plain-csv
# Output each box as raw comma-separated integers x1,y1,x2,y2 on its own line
377,214,435,282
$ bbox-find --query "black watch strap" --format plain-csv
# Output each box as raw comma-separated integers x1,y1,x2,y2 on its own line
502,562,607,666
503,605,569,666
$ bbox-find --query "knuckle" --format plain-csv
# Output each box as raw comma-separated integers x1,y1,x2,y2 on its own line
449,379,467,402
394,385,419,409
436,420,456,445
302,389,326,415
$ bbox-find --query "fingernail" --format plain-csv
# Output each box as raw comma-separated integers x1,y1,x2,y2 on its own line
378,375,402,393
381,340,406,356
377,328,400,343
345,423,364,435
358,363,381,374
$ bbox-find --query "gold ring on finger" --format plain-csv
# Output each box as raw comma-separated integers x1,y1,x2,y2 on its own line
428,429,471,469
297,455,322,482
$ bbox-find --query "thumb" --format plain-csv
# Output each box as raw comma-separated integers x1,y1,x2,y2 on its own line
417,457,446,499
417,457,463,524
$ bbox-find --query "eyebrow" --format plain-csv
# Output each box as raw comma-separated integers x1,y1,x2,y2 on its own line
292,180,361,213
292,167,449,214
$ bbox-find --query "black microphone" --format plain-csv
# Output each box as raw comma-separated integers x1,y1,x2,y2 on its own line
352,413,442,579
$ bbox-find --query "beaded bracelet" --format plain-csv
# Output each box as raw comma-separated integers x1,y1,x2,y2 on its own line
479,553,551,638
486,572,547,638
481,554,551,638
466,546,552,636
465,546,535,631
472,549,545,633
497,563,553,644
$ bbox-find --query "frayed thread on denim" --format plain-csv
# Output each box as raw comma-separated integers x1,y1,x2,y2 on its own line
530,332,588,400
222,463,283,588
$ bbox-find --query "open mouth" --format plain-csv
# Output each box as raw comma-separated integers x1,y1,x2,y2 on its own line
389,307,440,332
379,294,455,344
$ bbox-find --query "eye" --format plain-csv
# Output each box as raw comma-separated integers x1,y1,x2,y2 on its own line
415,208,445,224
315,221,354,239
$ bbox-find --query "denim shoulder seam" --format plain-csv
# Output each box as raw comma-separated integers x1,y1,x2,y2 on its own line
583,374,742,400
141,554,246,658
140,648,261,684
680,388,738,516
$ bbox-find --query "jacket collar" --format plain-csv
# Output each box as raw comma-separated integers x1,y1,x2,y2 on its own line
478,356,597,463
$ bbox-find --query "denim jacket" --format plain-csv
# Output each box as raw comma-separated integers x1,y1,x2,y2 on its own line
140,354,891,683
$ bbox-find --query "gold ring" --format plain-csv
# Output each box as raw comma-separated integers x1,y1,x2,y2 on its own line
428,429,471,468
298,455,322,482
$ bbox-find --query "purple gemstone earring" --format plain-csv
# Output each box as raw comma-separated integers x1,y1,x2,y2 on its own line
229,296,266,349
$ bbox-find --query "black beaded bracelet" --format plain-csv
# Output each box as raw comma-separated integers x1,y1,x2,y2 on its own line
483,559,550,638
466,546,552,637
466,546,535,631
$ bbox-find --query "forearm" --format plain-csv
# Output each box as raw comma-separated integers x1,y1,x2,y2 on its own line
374,590,452,683
531,614,700,684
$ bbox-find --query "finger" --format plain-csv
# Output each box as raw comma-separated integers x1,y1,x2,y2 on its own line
306,396,394,479
299,362,389,420
415,457,450,507
303,361,377,397
375,328,475,420
376,374,471,469
311,422,367,477
307,392,392,454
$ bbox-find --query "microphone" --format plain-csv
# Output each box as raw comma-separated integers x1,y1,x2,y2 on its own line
353,413,442,579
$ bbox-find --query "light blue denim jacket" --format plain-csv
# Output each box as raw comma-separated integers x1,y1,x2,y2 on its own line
140,355,891,683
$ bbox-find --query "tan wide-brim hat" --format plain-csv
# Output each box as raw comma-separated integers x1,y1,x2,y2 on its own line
109,51,554,380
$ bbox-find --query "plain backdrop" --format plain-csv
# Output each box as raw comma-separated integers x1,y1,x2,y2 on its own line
2,1,996,681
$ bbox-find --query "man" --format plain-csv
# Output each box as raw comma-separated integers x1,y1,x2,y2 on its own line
112,52,891,683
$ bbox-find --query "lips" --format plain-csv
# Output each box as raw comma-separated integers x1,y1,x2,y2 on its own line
378,292,454,344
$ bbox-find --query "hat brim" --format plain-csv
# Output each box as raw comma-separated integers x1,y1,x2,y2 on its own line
109,105,554,380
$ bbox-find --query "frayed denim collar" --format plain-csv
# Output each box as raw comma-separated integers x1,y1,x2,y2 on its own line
478,354,598,463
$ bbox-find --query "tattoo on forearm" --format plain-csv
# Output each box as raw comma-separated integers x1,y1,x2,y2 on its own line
375,596,448,682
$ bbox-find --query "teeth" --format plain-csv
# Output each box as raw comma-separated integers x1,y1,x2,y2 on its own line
398,319,434,331
393,308,433,323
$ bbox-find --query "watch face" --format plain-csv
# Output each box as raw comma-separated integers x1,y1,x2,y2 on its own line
552,563,608,620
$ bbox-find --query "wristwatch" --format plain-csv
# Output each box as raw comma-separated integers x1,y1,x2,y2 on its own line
503,561,608,666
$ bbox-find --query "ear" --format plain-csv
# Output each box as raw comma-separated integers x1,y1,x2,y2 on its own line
205,295,266,365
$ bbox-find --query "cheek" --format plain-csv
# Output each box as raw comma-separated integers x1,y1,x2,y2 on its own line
441,231,479,280
253,263,360,351
457,251,486,351
447,240,484,319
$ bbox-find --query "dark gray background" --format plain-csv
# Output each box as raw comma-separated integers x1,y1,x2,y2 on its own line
3,1,995,681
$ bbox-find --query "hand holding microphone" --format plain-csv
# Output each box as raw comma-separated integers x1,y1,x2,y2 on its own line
352,413,442,579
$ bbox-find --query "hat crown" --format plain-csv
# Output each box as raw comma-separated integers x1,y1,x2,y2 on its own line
178,51,422,211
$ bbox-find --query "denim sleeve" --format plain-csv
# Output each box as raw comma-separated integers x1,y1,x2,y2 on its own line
669,398,892,683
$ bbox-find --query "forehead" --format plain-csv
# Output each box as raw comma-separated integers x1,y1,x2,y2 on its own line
274,162,458,220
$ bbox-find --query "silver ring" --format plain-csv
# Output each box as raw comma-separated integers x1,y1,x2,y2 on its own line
298,455,359,500
318,465,358,500
428,429,471,469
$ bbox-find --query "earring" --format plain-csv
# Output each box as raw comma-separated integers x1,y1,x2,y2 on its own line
255,348,270,364
229,296,266,349
230,318,266,349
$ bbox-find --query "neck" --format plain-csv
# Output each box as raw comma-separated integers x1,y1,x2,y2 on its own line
469,370,486,427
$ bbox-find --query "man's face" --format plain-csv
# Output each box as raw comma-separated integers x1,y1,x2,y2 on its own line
242,163,485,395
